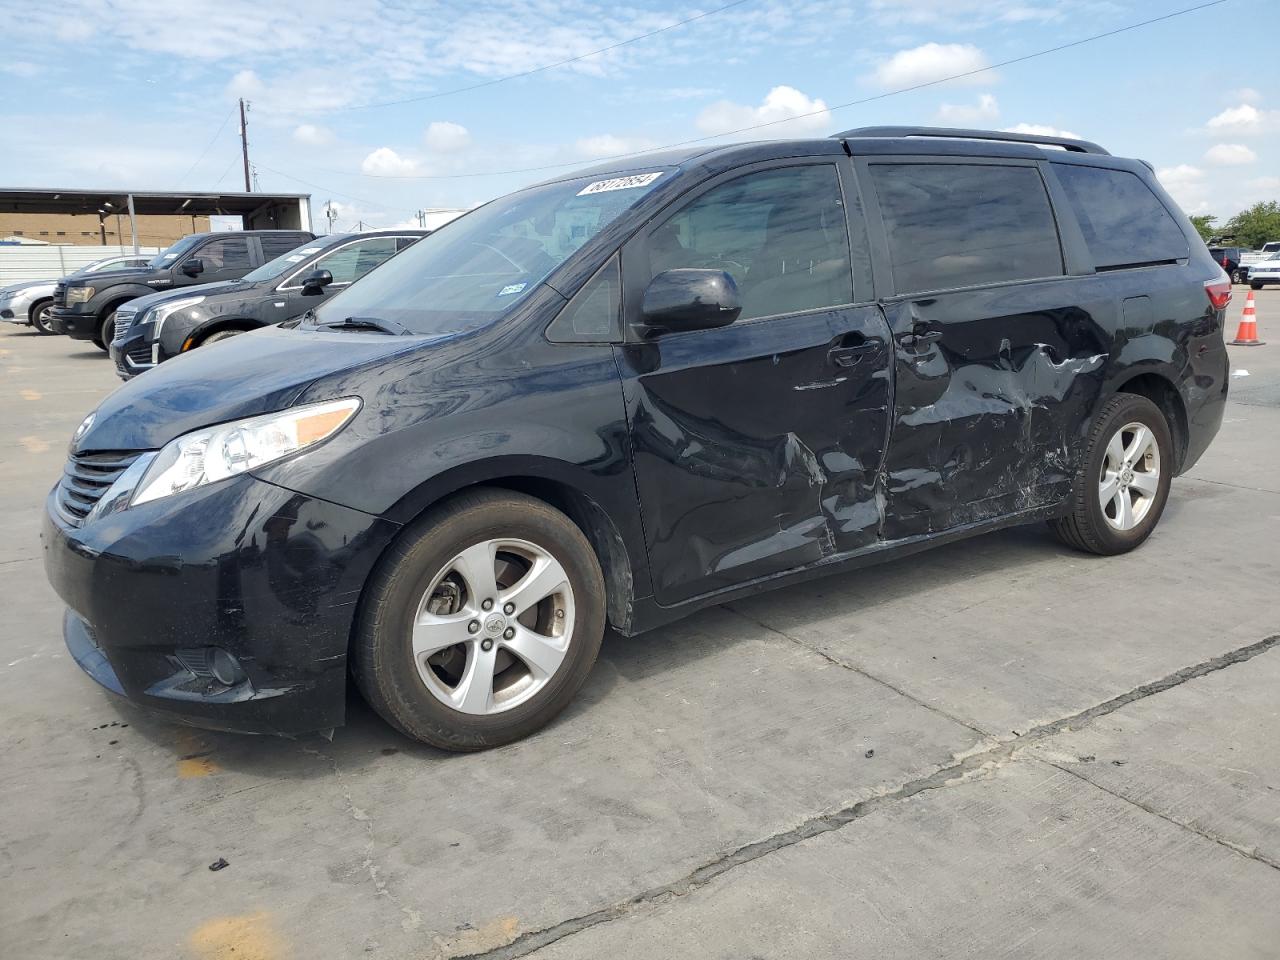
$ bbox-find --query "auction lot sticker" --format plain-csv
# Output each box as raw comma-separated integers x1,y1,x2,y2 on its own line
577,172,664,196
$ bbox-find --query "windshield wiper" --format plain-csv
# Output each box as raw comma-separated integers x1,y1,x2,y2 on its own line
318,316,411,336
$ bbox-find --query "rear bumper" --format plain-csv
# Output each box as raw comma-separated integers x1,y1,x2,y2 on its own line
42,473,401,735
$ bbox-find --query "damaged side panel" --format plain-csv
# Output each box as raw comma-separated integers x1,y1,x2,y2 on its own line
617,303,892,606
879,280,1112,539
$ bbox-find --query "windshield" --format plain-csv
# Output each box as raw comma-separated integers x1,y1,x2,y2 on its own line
242,240,332,282
147,234,203,269
312,169,669,334
72,256,144,277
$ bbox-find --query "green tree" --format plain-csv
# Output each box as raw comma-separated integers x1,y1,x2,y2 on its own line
1222,201,1280,249
1189,214,1218,242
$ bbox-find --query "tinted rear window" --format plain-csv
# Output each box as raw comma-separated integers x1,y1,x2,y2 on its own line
870,163,1063,294
1053,164,1188,270
260,234,312,259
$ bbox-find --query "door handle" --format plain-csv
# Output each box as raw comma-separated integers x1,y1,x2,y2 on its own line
898,329,942,350
827,341,876,367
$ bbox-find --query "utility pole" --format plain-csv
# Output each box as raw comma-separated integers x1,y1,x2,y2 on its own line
239,98,251,192
416,209,427,229
324,201,337,234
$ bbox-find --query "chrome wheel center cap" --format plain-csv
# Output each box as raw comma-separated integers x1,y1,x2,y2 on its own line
1120,468,1134,485
483,613,507,637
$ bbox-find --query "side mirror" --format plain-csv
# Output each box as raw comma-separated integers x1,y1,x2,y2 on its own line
301,269,333,293
181,258,204,277
640,269,741,334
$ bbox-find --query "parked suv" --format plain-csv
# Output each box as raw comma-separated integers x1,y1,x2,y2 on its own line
1207,245,1249,284
42,127,1229,750
49,229,314,349
109,230,427,379
0,255,151,335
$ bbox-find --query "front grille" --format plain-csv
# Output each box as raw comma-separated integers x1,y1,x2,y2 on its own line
127,342,152,364
56,451,145,527
53,281,67,307
111,308,137,342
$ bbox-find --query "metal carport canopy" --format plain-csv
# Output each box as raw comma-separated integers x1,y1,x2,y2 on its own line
0,187,313,251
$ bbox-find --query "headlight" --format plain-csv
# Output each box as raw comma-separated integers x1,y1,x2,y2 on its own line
66,286,95,304
131,398,360,506
150,295,205,335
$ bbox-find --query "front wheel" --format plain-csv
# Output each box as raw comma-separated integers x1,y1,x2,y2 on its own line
94,311,117,351
351,489,605,750
30,301,55,335
1049,394,1173,555
1251,281,1264,290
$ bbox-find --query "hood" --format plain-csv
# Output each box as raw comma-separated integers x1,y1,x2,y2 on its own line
75,324,440,452
63,266,158,287
1,279,55,296
124,280,251,315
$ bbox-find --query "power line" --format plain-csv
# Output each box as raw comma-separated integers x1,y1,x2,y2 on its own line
178,104,237,185
340,0,1227,182
339,0,752,111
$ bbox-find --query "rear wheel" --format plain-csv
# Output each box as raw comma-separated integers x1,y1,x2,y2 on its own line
351,489,605,750
30,300,55,335
1049,394,1173,555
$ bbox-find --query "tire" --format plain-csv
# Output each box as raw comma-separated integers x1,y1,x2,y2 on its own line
200,329,246,345
30,300,55,335
351,489,606,750
94,311,117,351
1049,393,1173,556
1251,281,1263,290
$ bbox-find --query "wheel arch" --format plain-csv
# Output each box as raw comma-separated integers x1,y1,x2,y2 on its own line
378,458,642,635
190,316,262,348
27,296,52,321
1111,371,1189,472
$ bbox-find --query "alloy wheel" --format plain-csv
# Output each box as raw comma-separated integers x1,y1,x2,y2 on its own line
1098,421,1161,531
410,538,574,715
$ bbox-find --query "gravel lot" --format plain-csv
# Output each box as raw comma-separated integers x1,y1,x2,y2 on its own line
3,290,1278,959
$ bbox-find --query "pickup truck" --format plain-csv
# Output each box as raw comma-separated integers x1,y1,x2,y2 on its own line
49,229,314,349
1241,241,1280,280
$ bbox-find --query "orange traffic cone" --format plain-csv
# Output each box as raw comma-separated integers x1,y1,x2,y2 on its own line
1231,290,1265,346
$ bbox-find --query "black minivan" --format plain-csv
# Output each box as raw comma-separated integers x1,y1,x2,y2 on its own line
109,230,427,379
42,127,1230,751
51,229,314,349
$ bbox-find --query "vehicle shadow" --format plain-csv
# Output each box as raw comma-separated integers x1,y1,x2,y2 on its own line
110,521,1074,780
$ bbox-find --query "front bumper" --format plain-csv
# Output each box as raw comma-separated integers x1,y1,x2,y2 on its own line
50,306,98,340
42,472,400,735
109,320,163,380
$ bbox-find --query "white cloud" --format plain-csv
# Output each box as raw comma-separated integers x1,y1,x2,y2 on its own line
1,61,40,78
872,43,992,89
292,123,334,146
360,147,419,177
936,94,999,125
575,134,658,158
696,86,832,137
225,69,263,99
1247,176,1280,191
423,121,471,153
1206,103,1276,135
1156,164,1210,212
1228,88,1262,105
1204,143,1257,166
1003,122,1083,141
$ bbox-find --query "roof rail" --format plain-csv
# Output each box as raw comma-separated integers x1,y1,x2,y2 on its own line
834,126,1110,156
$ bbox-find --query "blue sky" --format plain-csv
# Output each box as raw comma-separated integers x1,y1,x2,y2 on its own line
1,0,1275,232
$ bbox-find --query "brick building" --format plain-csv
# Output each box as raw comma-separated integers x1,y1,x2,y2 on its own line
0,211,211,247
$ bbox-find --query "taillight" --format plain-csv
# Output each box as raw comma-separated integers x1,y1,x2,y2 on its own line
1205,273,1232,310
1221,254,1229,268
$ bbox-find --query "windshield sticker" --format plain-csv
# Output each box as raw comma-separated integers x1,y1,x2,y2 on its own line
286,255,306,262
498,283,527,297
161,253,178,260
576,172,663,196
298,248,322,255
